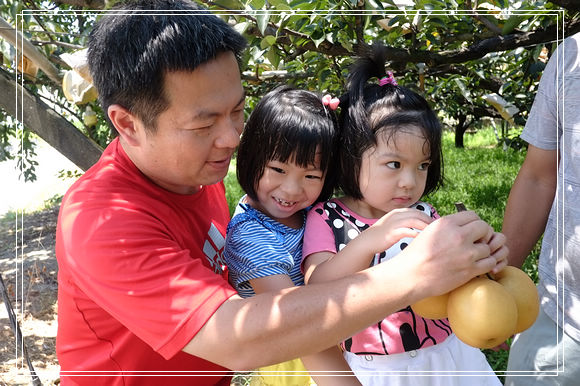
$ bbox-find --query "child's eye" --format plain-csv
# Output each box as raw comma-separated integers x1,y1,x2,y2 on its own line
419,162,431,171
306,174,322,180
386,161,400,169
270,166,285,174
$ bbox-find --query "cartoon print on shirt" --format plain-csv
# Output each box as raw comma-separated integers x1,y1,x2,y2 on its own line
315,200,451,355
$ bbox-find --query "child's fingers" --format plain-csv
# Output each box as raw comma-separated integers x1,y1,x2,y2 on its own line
375,208,433,230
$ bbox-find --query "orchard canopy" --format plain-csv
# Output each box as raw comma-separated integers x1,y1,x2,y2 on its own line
1,0,579,181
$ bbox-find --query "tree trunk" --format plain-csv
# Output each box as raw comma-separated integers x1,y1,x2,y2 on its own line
455,114,469,148
0,69,102,171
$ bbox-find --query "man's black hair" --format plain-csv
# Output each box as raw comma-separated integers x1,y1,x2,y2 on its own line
87,0,247,132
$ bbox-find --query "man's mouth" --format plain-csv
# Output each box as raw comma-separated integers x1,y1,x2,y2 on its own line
208,156,231,168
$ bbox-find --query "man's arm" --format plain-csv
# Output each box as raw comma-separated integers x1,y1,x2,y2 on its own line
502,144,557,268
183,211,504,370
304,208,432,284
249,275,359,386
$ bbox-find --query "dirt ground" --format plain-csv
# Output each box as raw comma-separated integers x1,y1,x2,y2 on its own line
0,205,61,386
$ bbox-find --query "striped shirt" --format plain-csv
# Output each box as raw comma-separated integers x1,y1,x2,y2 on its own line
224,197,306,298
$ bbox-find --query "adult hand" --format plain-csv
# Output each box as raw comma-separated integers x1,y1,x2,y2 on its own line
395,211,504,300
488,231,509,274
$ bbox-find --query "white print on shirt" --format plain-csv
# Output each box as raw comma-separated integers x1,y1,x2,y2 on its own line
203,222,227,274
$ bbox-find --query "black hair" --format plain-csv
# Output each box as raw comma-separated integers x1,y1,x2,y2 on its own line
87,0,247,132
237,85,340,203
338,44,444,199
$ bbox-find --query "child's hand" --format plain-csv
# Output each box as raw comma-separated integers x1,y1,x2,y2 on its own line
367,208,433,252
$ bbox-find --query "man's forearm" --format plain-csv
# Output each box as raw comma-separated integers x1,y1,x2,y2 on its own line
184,263,415,370
502,146,557,267
184,211,501,370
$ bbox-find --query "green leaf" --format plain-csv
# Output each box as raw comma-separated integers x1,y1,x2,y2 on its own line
501,15,529,35
267,0,289,7
454,78,473,103
211,0,243,10
267,47,280,69
256,11,270,35
251,0,266,9
260,35,277,49
233,21,250,35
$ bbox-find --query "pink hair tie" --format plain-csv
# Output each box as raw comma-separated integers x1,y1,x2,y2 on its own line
322,94,340,110
379,71,398,86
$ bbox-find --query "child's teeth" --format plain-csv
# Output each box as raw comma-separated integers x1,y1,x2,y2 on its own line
276,198,293,206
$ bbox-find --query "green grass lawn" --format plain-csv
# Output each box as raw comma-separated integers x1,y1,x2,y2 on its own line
224,127,540,377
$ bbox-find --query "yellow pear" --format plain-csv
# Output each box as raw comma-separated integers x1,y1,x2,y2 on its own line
447,276,518,349
494,266,540,333
411,292,449,319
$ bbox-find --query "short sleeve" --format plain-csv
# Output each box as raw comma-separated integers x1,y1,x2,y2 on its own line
302,202,338,260
225,220,293,287
520,42,561,151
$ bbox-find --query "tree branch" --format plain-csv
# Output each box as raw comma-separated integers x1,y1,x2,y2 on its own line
52,0,106,8
354,1,365,46
466,0,502,35
549,0,580,12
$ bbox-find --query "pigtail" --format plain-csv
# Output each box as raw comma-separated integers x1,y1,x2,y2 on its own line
338,44,392,198
338,43,444,199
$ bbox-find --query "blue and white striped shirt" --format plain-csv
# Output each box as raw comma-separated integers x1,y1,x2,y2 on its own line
224,197,306,298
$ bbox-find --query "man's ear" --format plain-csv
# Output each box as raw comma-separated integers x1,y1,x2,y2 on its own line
108,104,141,146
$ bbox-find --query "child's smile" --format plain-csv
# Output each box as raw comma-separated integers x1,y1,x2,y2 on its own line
249,156,325,228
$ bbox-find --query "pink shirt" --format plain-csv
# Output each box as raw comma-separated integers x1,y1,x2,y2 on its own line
303,198,452,355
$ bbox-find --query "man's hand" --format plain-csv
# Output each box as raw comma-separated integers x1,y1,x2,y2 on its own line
395,211,506,300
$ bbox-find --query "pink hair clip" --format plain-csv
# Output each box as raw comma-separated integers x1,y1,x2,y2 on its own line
379,71,398,86
322,94,340,110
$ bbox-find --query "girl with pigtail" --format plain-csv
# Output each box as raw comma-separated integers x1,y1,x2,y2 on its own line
225,85,422,385
301,44,503,385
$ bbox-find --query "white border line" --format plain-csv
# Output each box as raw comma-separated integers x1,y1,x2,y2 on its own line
10,5,566,381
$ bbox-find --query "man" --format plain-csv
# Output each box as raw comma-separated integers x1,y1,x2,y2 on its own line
503,33,580,385
56,1,507,385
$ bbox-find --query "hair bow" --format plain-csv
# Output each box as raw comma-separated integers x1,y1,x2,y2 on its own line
322,94,340,110
379,71,398,86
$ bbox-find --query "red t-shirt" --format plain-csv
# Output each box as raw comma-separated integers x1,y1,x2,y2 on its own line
56,138,237,385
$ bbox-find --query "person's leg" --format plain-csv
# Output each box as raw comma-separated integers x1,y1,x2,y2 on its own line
505,308,580,385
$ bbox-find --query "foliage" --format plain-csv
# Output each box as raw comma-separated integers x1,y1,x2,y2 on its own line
427,126,540,280
224,156,245,215
0,0,578,180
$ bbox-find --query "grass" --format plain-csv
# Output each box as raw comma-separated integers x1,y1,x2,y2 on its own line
224,126,540,378
224,157,245,216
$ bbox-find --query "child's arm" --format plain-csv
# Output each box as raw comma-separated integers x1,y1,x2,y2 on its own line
250,275,361,386
304,208,432,284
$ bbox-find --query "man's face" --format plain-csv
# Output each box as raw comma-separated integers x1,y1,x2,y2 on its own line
128,51,245,194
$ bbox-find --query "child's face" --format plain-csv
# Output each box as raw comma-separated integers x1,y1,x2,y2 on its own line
250,153,325,227
356,127,430,218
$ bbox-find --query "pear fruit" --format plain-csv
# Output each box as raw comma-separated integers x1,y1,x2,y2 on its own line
447,276,518,349
494,266,540,333
411,293,449,319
